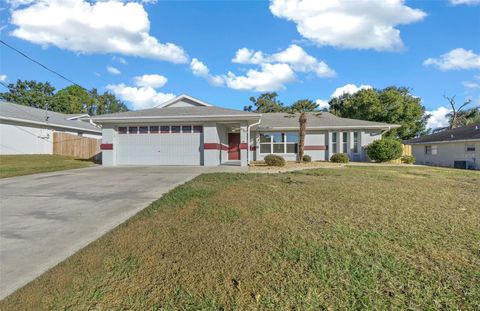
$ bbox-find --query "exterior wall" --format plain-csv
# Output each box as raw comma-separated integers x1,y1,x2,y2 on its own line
101,125,116,166
202,122,221,166
411,141,480,169
304,130,327,161
240,122,248,166
217,124,229,163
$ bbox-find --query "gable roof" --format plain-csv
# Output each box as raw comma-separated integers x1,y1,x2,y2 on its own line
404,124,480,144
254,112,399,130
155,94,212,108
0,101,101,133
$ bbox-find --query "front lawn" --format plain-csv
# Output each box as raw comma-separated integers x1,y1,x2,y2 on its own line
0,155,94,178
1,166,479,309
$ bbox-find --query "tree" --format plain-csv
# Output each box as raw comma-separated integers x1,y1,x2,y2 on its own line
93,91,129,115
0,80,55,110
443,95,473,129
288,99,320,162
53,85,94,114
457,107,480,126
244,92,287,112
329,86,428,140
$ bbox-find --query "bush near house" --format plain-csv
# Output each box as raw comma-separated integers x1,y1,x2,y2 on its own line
401,155,416,164
302,155,312,163
264,154,286,167
366,139,403,162
330,153,349,163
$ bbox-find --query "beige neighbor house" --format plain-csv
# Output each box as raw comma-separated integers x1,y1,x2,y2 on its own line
404,124,480,170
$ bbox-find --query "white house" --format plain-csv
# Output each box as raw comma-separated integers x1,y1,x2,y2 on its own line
405,124,480,170
0,101,102,155
92,94,398,167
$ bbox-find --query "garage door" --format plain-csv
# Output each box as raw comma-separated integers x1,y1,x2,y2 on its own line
116,125,203,165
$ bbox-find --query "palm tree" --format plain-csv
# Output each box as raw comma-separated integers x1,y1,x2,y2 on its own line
288,99,320,162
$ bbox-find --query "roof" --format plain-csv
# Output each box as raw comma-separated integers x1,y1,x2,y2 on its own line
92,106,261,123
404,124,480,144
0,101,101,133
155,94,212,108
254,112,399,130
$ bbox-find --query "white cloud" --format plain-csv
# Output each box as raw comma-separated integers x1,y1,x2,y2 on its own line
463,81,480,89
315,99,330,110
10,0,188,63
107,66,121,75
112,56,127,65
450,0,480,5
190,58,224,86
331,84,373,98
424,48,480,70
0,74,7,82
269,0,426,51
106,83,175,110
426,106,451,129
133,74,168,88
233,44,335,77
224,63,296,92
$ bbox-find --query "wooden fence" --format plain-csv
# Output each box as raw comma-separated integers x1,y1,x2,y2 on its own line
53,132,101,160
389,144,412,164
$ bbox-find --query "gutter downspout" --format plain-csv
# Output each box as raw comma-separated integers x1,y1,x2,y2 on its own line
247,118,261,166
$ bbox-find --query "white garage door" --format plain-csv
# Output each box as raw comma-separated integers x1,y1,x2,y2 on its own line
116,125,203,165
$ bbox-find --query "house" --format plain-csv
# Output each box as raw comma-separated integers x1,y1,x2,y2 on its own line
404,124,480,169
0,101,102,155
92,94,399,166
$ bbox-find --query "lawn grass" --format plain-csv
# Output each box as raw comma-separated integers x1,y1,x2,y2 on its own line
0,154,94,178
1,166,479,310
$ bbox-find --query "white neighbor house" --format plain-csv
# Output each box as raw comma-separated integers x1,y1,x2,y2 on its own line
405,124,480,170
92,95,399,167
0,101,101,155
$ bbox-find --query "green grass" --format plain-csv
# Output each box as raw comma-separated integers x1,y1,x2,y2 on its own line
1,166,479,310
0,154,94,178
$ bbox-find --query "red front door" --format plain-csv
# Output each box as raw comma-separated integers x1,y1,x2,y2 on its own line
228,133,240,160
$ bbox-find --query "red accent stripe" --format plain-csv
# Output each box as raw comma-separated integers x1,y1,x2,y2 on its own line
221,144,229,151
250,146,256,151
239,143,248,150
100,143,113,150
304,145,327,150
204,143,221,150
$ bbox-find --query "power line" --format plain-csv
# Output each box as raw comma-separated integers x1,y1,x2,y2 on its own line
0,39,86,89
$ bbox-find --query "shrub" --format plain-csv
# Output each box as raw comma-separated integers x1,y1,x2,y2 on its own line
401,155,416,164
264,154,286,167
330,153,349,163
366,139,403,162
302,154,312,163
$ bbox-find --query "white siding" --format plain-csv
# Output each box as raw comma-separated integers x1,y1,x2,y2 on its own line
412,141,480,169
0,122,53,155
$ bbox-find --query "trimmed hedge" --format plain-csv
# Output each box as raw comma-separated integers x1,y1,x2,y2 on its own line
302,154,312,163
366,139,403,162
264,154,286,167
330,153,349,163
401,155,416,164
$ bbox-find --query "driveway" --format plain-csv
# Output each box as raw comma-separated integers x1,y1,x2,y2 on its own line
0,165,239,299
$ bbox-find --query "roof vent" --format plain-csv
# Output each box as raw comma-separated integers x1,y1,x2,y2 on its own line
450,134,454,139
476,125,479,130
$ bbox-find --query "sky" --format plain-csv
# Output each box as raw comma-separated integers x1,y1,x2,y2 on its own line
0,0,479,129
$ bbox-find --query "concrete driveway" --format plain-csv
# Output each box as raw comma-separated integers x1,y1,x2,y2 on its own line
0,165,238,299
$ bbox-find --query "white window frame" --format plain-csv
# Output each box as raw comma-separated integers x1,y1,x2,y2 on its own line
353,132,360,154
425,145,437,155
332,132,338,154
259,132,299,154
466,143,476,152
342,132,348,153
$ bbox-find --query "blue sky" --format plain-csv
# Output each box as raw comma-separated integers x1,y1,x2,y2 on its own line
1,0,479,129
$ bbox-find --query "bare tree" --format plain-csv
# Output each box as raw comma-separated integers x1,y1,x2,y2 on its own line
444,95,472,129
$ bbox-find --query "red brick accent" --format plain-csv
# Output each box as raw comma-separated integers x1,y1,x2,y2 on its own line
239,143,248,150
304,145,327,150
100,143,113,150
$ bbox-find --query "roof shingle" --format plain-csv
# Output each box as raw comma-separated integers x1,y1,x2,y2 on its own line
404,124,480,144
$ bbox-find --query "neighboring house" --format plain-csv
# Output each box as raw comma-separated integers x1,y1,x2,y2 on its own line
404,124,480,170
0,101,102,155
93,94,398,167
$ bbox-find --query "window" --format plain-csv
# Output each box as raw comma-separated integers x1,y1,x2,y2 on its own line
466,143,476,152
425,145,437,155
332,132,338,153
193,126,203,133
139,126,148,134
128,126,138,134
150,126,159,133
118,127,127,134
160,126,170,133
342,132,348,153
353,132,359,153
182,125,192,133
171,126,181,133
259,132,298,154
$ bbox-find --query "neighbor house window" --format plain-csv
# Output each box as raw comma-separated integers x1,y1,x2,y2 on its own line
353,132,359,153
149,126,159,134
160,126,170,133
182,125,192,133
118,127,127,134
171,126,181,133
332,132,338,153
466,143,476,152
425,145,437,155
139,126,148,134
128,127,138,134
259,132,298,154
193,126,203,133
342,132,348,153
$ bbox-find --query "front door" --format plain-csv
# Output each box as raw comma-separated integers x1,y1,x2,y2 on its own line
228,133,240,160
